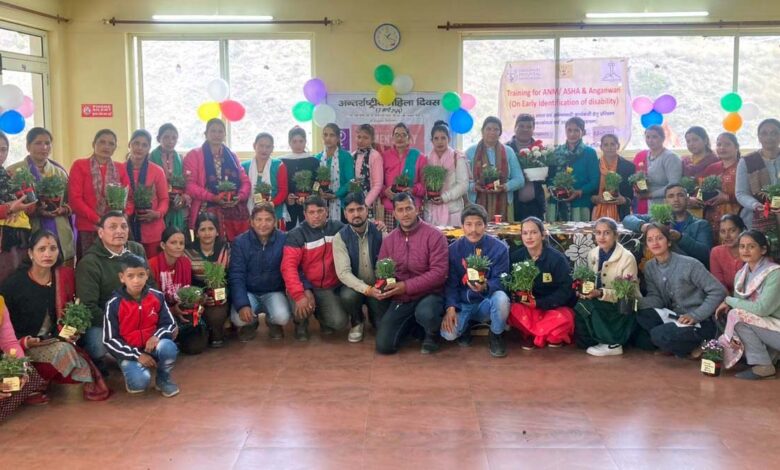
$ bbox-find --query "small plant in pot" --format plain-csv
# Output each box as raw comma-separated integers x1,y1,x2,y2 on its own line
612,274,638,315
253,177,273,205
175,286,204,325
315,166,332,193
423,165,447,199
203,261,228,305
481,165,502,191
374,258,397,293
699,175,722,202
465,253,492,287
168,174,186,207
216,179,237,203
57,299,92,339
679,176,697,197
602,172,622,202
11,167,37,203
762,183,780,213
36,173,67,211
132,184,154,216
392,173,412,193
348,178,364,194
105,183,128,211
518,143,553,181
628,171,649,195
293,170,313,198
700,339,724,377
551,168,575,200
571,264,597,295
501,260,540,303
0,348,28,393
650,203,673,226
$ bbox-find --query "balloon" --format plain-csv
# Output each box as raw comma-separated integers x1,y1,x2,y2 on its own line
640,110,664,128
723,112,743,132
0,110,25,134
632,96,654,115
292,101,315,122
374,65,394,85
742,102,760,120
312,104,336,127
16,96,34,118
721,93,742,112
392,75,414,95
0,84,24,110
653,94,677,114
220,100,246,122
197,102,221,122
461,93,477,111
303,78,327,104
376,85,396,106
450,108,474,134
441,92,461,112
207,79,230,102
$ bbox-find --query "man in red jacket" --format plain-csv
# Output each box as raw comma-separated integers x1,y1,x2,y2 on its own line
281,196,348,341
375,193,449,354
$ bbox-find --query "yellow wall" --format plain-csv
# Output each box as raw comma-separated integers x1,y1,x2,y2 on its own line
3,0,780,165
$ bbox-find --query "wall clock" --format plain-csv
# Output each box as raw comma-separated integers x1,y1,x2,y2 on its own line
374,23,401,52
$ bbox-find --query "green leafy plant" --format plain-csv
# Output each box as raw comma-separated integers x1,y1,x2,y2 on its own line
374,258,397,291
294,170,313,194
701,339,724,362
316,166,332,184
36,174,67,199
216,179,237,193
132,184,154,210
762,183,780,198
58,301,92,333
466,254,492,284
393,173,411,189
650,204,673,225
254,179,272,196
572,264,596,283
501,260,540,293
700,175,722,193
348,179,363,193
11,167,37,202
423,165,447,193
552,169,575,190
628,171,649,192
105,183,128,211
679,176,697,196
168,174,186,190
0,349,28,381
481,165,501,185
611,274,638,300
604,172,623,193
175,286,203,309
203,261,227,290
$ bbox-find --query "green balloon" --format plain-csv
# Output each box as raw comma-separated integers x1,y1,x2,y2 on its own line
721,92,743,112
374,65,394,85
292,101,314,121
442,92,461,112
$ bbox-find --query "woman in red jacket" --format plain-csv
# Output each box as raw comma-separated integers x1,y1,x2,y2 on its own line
126,129,169,258
68,129,132,258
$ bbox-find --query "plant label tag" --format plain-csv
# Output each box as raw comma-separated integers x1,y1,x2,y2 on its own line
494,179,501,190
700,359,717,374
602,191,614,202
213,288,227,302
467,268,480,282
634,298,639,311
253,193,265,205
312,182,320,192
542,273,552,283
386,278,396,287
771,196,780,209
636,180,648,191
697,189,704,201
59,325,78,339
2,377,20,392
582,281,595,294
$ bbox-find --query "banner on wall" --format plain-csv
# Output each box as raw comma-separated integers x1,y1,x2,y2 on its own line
498,58,631,148
325,92,449,154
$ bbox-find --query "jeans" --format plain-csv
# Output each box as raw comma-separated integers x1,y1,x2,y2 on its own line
85,326,108,361
635,308,716,357
375,294,444,355
120,338,178,392
303,288,349,331
339,287,391,328
230,291,292,327
441,291,510,341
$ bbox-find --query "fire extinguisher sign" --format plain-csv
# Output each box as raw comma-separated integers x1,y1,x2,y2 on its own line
81,104,113,118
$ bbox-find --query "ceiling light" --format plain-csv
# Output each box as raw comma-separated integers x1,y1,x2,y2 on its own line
152,15,274,22
586,11,709,19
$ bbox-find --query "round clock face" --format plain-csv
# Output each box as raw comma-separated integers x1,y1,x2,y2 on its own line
374,23,400,51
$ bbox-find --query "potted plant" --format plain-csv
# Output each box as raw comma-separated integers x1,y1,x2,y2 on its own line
203,261,227,304
679,176,697,197
551,168,575,200
762,183,780,213
628,171,649,195
36,173,67,211
175,285,204,325
392,173,411,193
348,179,364,194
700,339,724,377
11,167,37,203
501,260,540,303
518,143,553,181
571,264,597,295
57,300,92,339
602,172,623,202
481,166,502,191
650,203,673,226
423,165,447,199
465,253,492,287
132,184,154,216
0,349,28,393
315,166,332,193
699,175,722,202
374,258,397,293
168,174,186,208
293,170,313,198
216,179,237,203
612,274,638,315
105,183,128,211
253,177,273,205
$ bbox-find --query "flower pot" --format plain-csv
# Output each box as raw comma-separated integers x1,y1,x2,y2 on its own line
253,193,272,205
317,181,331,192
700,358,722,377
374,277,397,293
0,375,23,393
699,190,718,202
553,188,571,200
633,179,648,193
206,287,227,305
392,185,411,194
513,291,533,303
40,196,62,212
179,305,202,326
617,298,636,315
219,192,235,203
16,187,37,204
467,270,487,287
524,166,549,182
296,191,311,199
426,190,441,199
602,190,619,202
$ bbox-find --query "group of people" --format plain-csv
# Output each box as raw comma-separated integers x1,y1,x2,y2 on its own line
2,113,780,423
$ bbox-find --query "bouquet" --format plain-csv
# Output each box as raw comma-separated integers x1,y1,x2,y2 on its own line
36,173,67,211
105,183,128,211
699,175,722,202
465,253,492,286
501,260,540,303
132,184,154,214
58,300,92,338
315,166,332,193
392,173,411,193
603,172,623,202
0,349,28,393
517,142,554,169
293,170,313,198
423,165,447,199
551,168,575,199
481,165,502,191
11,167,37,203
628,171,649,194
649,203,673,226
374,258,397,292
216,179,237,203
571,264,596,295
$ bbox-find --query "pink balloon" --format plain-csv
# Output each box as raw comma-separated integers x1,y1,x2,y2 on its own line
632,96,654,115
653,94,677,114
16,96,34,118
220,100,246,122
461,93,477,111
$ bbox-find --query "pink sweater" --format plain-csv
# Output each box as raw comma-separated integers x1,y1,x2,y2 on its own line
381,146,427,211
354,148,384,207
183,146,251,228
710,245,744,294
0,305,24,357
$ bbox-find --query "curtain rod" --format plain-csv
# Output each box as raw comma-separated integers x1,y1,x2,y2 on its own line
0,0,69,23
106,17,338,26
438,20,780,31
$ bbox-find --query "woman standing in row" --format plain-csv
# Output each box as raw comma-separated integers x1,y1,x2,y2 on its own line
126,130,169,257
149,123,190,233
636,125,681,210
424,121,468,226
736,119,780,242
591,134,634,222
351,124,384,218
701,132,742,239
315,123,354,223
0,131,34,284
382,122,427,226
547,117,599,222
243,132,288,223
280,127,319,230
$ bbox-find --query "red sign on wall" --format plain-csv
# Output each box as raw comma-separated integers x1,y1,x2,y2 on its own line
81,104,113,118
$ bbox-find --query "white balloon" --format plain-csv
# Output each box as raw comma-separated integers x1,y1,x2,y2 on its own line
0,84,24,109
392,75,414,95
742,102,760,120
312,104,337,127
207,79,230,102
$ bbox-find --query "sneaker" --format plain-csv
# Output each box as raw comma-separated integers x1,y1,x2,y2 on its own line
125,384,146,395
586,344,623,357
489,331,507,358
457,327,473,347
238,324,258,343
547,342,564,348
209,339,225,348
520,338,536,351
348,323,364,343
155,378,180,398
421,333,440,354
294,321,310,342
267,323,284,340
320,325,336,336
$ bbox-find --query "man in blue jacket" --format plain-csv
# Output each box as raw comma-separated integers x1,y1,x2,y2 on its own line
229,202,290,341
442,204,511,357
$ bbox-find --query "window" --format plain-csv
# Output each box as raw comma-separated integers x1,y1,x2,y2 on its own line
135,37,312,153
738,36,780,149
0,26,43,56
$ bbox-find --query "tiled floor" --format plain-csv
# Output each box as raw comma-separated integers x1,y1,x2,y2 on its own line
1,327,777,470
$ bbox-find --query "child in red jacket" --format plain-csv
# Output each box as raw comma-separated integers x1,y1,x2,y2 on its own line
103,254,179,397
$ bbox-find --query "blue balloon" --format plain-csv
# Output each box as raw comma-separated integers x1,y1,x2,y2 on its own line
640,110,663,128
450,108,474,134
0,110,25,134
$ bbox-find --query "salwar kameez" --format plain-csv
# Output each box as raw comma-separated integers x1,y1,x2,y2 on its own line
509,303,575,347
574,299,636,348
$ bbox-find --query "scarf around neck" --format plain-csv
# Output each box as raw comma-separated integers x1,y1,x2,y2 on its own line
203,143,241,194
90,155,120,216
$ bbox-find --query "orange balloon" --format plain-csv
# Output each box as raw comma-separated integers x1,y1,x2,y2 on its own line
723,112,743,132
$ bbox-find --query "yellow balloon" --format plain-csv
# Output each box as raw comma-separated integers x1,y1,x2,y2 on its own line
197,102,221,122
376,85,396,106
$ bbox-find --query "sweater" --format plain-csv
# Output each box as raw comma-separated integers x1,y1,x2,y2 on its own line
353,148,384,207
281,220,344,302
465,143,525,205
128,159,170,244
549,143,601,209
228,228,286,310
584,243,641,303
424,147,469,226
622,212,713,267
377,219,449,303
735,151,780,228
725,265,780,319
103,286,175,361
241,158,288,217
639,252,726,322
646,149,682,206
0,300,23,357
314,148,356,202
67,157,132,232
445,234,509,309
333,223,383,294
510,246,576,310
709,245,744,294
381,147,428,211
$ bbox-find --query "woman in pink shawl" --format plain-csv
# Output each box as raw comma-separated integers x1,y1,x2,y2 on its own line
423,121,468,226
